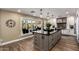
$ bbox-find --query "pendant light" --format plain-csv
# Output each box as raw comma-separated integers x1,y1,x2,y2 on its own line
47,12,50,19
40,9,43,18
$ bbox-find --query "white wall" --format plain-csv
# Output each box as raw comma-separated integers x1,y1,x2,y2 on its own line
0,10,43,41
0,10,21,40
76,10,79,42
66,16,75,29
62,16,75,35
47,16,75,35
48,16,75,29
76,16,79,42
48,18,57,28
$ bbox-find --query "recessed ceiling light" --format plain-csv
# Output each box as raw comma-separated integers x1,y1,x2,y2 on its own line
30,11,35,13
40,9,42,11
66,11,69,14
17,9,21,12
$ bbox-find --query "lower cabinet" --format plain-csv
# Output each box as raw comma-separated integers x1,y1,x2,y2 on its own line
62,29,75,36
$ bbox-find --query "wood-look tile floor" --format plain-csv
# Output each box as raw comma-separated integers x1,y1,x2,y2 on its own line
16,36,79,51
51,36,79,51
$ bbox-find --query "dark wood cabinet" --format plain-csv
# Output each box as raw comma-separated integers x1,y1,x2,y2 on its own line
57,17,67,29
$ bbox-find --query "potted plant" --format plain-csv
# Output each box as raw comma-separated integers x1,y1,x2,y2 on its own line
46,22,51,35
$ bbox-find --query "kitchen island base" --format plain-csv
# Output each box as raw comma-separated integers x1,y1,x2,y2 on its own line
33,30,61,51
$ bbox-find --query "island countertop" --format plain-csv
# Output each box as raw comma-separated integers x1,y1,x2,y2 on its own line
33,30,58,35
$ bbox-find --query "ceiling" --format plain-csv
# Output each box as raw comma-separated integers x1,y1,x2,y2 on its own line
0,8,78,18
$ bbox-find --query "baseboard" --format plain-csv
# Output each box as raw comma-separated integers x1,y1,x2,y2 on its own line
62,34,76,37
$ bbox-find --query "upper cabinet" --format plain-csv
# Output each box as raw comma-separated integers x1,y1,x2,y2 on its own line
57,17,67,23
57,17,67,29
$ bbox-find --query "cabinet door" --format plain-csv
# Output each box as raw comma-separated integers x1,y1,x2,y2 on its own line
40,35,49,51
68,29,74,35
39,35,44,50
48,34,55,49
62,29,74,35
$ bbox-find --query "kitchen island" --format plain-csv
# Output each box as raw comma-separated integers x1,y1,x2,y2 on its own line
33,30,61,51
